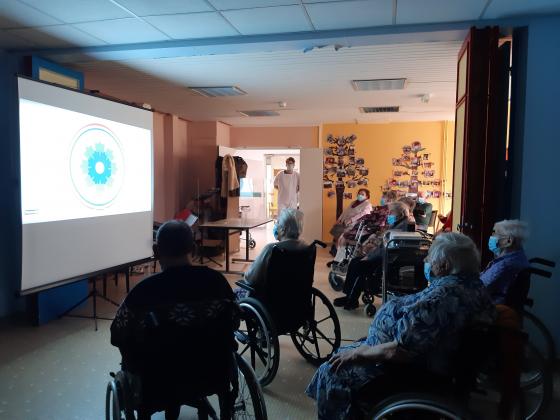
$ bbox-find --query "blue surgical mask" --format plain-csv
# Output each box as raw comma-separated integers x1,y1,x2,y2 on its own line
273,224,279,240
380,198,386,206
387,214,397,226
357,194,366,202
418,197,426,204
424,262,432,281
488,236,500,254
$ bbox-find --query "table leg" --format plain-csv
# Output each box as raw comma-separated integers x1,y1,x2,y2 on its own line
225,228,230,272
245,228,250,261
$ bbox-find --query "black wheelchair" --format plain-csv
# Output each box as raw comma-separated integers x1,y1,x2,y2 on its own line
234,240,341,386
105,299,267,419
362,313,528,420
361,232,431,317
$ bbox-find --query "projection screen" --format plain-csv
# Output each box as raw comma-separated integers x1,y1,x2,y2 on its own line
18,77,153,293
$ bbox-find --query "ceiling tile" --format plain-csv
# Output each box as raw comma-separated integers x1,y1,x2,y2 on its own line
7,24,106,47
222,5,312,35
306,0,393,30
74,18,169,44
0,0,62,29
397,0,487,24
483,0,560,19
0,28,35,48
144,13,238,39
117,0,213,16
19,0,131,23
208,0,298,10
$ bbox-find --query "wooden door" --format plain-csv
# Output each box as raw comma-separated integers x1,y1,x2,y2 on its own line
452,27,510,262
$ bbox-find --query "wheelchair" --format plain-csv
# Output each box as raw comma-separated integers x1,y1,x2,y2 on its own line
105,299,267,420
234,240,342,386
364,310,529,420
361,231,431,317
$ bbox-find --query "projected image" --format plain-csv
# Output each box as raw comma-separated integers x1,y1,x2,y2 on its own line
19,99,152,224
69,124,125,208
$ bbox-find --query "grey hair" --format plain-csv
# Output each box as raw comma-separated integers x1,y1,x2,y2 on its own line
277,208,304,239
494,219,529,248
428,232,480,275
388,201,409,219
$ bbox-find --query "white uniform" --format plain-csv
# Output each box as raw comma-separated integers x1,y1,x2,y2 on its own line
274,170,300,213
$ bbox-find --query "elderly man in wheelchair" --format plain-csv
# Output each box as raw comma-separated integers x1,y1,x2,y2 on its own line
306,232,498,419
107,221,267,420
234,209,342,386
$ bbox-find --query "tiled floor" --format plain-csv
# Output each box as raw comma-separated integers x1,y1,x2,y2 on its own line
0,225,558,419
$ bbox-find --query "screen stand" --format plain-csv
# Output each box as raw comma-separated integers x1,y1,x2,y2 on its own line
58,276,120,331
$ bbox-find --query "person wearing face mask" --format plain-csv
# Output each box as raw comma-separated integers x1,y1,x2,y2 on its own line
274,157,300,214
480,219,530,305
307,232,495,419
413,191,433,231
329,189,373,260
333,202,411,310
234,209,307,299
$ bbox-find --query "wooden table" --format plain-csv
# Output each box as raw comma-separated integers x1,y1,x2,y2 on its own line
198,218,273,274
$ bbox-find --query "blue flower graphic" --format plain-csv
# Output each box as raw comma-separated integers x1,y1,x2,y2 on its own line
85,143,113,185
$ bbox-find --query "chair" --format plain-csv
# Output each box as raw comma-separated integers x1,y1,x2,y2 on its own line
234,240,341,386
105,298,267,420
365,308,528,420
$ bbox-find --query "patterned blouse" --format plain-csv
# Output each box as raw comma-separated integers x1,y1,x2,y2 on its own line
306,273,496,419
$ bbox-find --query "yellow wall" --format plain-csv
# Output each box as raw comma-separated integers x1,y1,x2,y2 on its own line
322,121,455,240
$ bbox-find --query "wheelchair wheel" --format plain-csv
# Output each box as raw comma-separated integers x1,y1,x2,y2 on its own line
364,303,376,318
362,293,374,305
105,373,134,420
235,297,280,386
523,310,555,367
233,354,268,420
520,342,552,420
370,393,472,420
291,287,341,366
328,271,344,291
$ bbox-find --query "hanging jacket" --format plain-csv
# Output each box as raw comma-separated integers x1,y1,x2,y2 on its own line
221,154,239,198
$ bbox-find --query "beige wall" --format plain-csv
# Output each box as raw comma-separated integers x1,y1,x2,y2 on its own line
216,121,231,146
230,126,319,148
153,113,166,222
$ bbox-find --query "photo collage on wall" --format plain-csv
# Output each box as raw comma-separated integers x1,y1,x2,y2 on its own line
382,140,443,199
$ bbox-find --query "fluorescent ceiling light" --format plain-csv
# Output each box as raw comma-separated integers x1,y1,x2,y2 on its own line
352,78,407,91
360,106,400,113
189,86,247,97
238,110,281,117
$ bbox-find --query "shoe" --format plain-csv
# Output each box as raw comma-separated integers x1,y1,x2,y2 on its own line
343,300,359,310
333,297,347,307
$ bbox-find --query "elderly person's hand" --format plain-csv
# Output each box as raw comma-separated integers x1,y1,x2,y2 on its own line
329,346,372,373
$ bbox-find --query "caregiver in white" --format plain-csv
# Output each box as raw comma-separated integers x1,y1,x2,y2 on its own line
274,157,300,213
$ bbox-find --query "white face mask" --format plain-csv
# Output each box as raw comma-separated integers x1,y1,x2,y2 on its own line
418,197,426,204
286,164,294,171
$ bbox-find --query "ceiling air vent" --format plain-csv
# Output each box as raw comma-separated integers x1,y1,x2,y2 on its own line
189,86,247,97
238,110,280,117
360,106,400,113
352,78,407,91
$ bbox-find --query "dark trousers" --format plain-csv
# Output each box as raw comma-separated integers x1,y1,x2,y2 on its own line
342,249,383,302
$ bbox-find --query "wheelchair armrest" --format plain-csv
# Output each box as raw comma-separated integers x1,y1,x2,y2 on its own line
529,257,556,268
311,239,327,248
235,279,255,292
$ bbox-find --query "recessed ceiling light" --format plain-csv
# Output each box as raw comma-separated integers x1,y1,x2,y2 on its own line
189,86,247,97
352,78,407,91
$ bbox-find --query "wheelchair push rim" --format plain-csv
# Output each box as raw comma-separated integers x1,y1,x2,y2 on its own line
290,287,341,366
233,354,268,420
370,393,472,420
235,298,280,386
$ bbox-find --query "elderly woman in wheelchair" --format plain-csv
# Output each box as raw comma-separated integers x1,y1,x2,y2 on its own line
234,209,342,386
306,232,496,419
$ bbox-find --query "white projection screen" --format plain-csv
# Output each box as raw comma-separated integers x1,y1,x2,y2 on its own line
18,77,153,293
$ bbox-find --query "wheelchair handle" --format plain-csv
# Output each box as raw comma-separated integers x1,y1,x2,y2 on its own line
311,240,327,248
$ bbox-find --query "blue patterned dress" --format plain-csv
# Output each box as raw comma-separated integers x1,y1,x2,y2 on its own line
305,273,496,419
